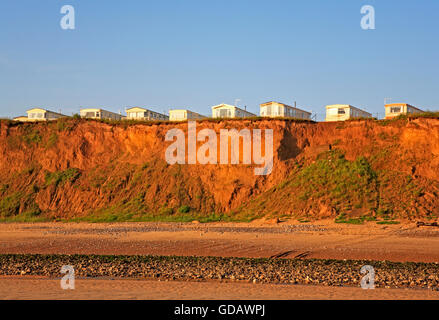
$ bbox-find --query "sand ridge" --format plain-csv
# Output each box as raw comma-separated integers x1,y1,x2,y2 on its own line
1,220,439,262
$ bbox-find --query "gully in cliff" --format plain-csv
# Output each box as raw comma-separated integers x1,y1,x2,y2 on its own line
165,121,273,175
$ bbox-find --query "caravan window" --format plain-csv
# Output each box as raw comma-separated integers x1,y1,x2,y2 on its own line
30,112,44,119
218,109,231,118
266,105,272,116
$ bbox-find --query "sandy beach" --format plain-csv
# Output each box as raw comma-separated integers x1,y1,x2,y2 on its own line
1,220,439,299
0,220,438,262
1,276,438,300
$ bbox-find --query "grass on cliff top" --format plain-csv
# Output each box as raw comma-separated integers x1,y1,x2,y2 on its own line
404,111,439,119
3,112,439,130
3,116,316,128
376,112,439,126
73,116,317,127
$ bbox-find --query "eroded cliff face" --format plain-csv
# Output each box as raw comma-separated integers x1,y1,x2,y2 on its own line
0,117,438,221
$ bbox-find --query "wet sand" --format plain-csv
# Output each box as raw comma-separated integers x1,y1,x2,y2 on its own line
0,220,438,262
1,276,438,300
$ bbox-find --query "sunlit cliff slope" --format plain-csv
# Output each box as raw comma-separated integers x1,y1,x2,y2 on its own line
0,117,438,222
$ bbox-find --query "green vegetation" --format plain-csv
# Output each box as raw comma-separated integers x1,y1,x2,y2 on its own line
335,213,361,225
88,170,107,188
55,118,76,132
6,125,43,148
22,129,42,145
335,217,364,225
47,116,317,128
292,151,378,210
402,112,439,120
200,116,315,124
178,205,191,214
334,213,377,225
0,192,22,217
346,117,377,122
0,184,9,194
376,119,394,127
45,168,81,187
376,112,439,126
70,211,234,223
45,132,58,148
377,220,400,225
235,147,429,222
0,189,45,221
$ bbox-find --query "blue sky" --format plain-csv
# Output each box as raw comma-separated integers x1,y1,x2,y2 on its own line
0,0,438,119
